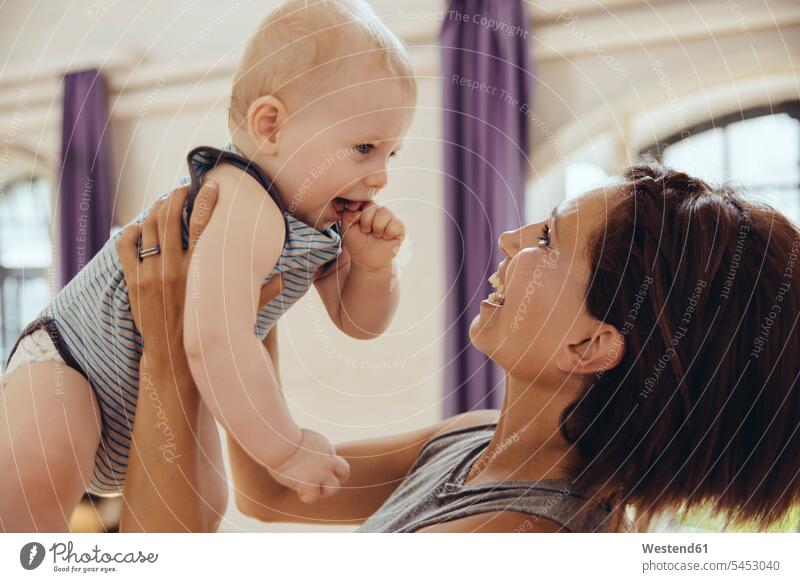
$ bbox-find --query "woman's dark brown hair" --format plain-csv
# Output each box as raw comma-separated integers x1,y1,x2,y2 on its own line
562,161,800,531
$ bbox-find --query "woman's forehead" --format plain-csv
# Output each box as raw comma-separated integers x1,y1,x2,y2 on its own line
552,187,616,247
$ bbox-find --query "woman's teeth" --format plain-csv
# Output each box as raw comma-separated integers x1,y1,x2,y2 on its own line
487,272,506,306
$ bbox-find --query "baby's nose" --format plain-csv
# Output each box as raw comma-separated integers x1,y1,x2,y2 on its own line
364,167,388,190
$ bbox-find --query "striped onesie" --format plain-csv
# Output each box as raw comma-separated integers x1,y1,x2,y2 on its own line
3,143,342,496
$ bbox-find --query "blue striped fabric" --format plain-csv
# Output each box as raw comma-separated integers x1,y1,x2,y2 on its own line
42,143,341,495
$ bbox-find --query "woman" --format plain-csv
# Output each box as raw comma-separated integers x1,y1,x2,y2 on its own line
117,163,800,532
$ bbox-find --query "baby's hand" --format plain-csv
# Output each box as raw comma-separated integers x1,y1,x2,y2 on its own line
341,202,404,272
267,429,350,504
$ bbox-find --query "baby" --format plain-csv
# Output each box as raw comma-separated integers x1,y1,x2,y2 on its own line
0,0,416,530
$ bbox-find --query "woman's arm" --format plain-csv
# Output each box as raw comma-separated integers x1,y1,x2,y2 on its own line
118,181,219,532
118,179,293,531
122,342,205,531
229,408,501,525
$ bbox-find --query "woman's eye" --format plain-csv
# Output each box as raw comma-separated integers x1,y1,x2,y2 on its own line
538,223,551,246
355,143,374,154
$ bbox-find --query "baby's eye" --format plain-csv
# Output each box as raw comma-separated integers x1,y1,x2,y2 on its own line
538,224,551,246
355,143,374,154
389,151,398,158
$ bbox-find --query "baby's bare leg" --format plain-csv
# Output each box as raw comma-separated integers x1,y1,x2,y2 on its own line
0,362,101,532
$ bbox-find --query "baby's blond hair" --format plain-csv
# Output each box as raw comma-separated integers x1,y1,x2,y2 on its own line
228,0,416,131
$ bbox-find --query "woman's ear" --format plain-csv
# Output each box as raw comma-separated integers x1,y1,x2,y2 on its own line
555,322,625,376
246,95,288,156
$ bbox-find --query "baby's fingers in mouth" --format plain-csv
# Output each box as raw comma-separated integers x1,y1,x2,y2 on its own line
335,196,367,212
341,209,362,225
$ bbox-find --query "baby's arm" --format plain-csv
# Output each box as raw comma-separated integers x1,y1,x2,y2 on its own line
183,167,349,504
314,203,403,339
183,165,301,468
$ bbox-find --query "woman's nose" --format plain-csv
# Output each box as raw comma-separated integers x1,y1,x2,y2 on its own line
498,230,518,258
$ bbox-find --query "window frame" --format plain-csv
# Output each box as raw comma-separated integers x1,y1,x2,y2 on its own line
640,100,800,162
0,176,53,363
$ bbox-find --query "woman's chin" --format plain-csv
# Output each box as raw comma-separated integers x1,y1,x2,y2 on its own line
469,299,504,353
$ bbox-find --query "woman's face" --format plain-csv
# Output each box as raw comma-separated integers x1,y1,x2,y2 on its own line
469,187,614,383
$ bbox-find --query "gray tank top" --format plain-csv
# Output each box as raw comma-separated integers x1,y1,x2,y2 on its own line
357,424,613,532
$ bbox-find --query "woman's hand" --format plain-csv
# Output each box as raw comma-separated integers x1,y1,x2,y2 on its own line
117,181,283,351
116,180,219,532
117,182,215,356
116,179,286,532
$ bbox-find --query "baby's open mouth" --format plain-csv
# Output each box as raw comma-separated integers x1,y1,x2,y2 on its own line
333,196,348,212
333,196,366,212
487,271,506,306
330,197,354,222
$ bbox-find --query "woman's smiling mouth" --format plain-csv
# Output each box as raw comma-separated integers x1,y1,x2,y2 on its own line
486,270,506,306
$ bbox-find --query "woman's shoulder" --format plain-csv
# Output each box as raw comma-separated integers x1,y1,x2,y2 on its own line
425,410,500,447
410,410,499,465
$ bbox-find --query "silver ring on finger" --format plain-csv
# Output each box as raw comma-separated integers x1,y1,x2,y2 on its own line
138,243,161,260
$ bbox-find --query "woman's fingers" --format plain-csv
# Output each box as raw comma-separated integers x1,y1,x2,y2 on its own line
116,223,142,285
140,199,164,261
188,179,219,252
158,185,190,266
258,273,284,309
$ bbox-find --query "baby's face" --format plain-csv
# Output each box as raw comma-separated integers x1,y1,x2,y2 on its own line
267,74,414,230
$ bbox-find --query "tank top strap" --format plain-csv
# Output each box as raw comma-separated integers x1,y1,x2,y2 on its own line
357,423,614,532
180,145,288,249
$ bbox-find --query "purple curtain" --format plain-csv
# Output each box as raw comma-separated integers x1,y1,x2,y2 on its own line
59,69,114,287
442,0,532,414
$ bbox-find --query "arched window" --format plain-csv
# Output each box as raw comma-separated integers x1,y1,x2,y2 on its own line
0,169,53,363
641,101,800,225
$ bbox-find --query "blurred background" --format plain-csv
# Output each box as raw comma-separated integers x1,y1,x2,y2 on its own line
0,0,798,532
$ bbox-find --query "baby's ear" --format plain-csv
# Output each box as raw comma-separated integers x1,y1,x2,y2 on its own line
246,95,287,156
555,322,625,376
